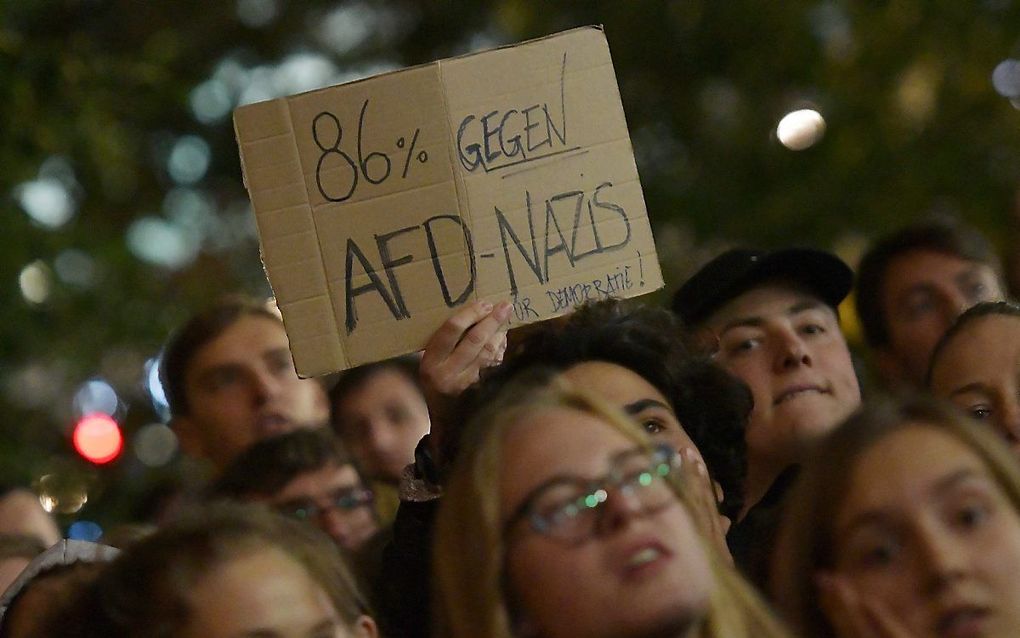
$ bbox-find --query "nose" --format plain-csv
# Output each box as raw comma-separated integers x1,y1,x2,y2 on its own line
773,329,811,372
998,401,1020,451
938,290,972,331
596,485,647,534
319,507,352,548
250,367,282,404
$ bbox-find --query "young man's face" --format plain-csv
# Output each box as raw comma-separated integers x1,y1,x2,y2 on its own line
267,462,379,551
703,283,861,468
333,368,431,484
174,316,329,471
877,249,1003,387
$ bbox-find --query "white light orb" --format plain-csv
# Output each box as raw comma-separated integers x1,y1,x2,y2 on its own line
777,109,826,151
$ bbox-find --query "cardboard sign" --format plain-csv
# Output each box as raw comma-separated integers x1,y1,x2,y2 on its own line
234,26,663,376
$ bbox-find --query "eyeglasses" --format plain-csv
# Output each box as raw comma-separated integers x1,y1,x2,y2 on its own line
503,444,680,543
279,486,375,521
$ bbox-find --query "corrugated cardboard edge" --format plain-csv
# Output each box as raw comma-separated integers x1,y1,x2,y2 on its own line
234,101,351,377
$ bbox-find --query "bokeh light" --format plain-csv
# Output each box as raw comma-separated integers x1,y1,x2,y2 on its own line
54,249,97,289
19,261,53,305
236,0,279,28
72,379,120,418
993,58,1020,98
134,423,178,467
145,356,171,421
189,79,234,124
36,473,89,514
126,216,198,270
73,413,124,465
68,520,104,542
315,2,375,55
776,109,826,150
15,178,75,229
167,135,211,185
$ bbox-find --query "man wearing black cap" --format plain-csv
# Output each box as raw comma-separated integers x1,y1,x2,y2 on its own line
673,247,861,585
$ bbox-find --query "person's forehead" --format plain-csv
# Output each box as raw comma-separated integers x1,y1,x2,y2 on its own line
705,281,832,328
931,314,1020,382
337,367,423,414
561,361,668,403
274,462,361,501
884,249,993,292
502,409,635,495
189,316,289,370
838,425,993,525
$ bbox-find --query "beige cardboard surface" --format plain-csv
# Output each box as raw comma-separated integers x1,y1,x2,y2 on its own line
235,26,664,376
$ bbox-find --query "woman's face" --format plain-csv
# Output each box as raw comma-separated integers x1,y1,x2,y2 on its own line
831,423,1020,637
500,406,713,638
182,546,367,638
929,314,1020,455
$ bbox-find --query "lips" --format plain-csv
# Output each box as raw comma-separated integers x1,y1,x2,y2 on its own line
773,383,828,406
616,539,673,580
936,605,989,638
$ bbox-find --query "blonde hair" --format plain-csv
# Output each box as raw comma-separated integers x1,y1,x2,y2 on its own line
433,371,789,638
772,396,1020,637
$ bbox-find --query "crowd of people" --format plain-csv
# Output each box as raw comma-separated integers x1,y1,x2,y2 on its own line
2,216,1020,637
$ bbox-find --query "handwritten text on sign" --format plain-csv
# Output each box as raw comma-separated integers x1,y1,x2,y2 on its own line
234,26,663,376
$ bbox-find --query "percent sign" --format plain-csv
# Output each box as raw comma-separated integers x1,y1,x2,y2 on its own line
313,99,430,203
396,130,429,178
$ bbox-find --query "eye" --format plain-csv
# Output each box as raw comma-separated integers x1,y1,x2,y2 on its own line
641,418,667,435
956,504,988,530
205,368,240,391
855,540,899,569
799,323,825,336
386,402,413,425
968,405,993,420
266,350,294,375
724,337,760,357
904,296,935,319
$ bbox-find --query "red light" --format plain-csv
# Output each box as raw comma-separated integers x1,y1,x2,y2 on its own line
73,414,123,464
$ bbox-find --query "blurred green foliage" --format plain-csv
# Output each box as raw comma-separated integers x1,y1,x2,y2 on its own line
1,0,1018,527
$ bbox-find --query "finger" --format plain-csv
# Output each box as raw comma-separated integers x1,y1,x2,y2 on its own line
860,597,914,638
443,301,512,373
483,332,508,368
423,300,495,364
816,573,872,638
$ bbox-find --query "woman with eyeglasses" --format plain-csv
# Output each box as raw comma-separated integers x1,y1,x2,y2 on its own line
433,372,789,638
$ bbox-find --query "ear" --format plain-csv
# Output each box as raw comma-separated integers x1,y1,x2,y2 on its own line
170,415,206,458
352,615,379,638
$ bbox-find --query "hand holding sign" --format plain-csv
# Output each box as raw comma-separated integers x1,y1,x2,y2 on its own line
419,299,511,460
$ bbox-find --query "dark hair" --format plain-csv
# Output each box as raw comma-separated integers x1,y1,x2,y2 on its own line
328,355,423,431
855,218,1002,348
47,504,372,638
207,428,357,500
160,296,283,418
456,299,752,520
926,300,1020,386
772,396,1020,637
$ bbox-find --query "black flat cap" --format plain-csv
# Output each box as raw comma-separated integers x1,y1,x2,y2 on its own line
671,248,853,327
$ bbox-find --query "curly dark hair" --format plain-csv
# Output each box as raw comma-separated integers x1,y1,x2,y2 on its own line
452,299,752,520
